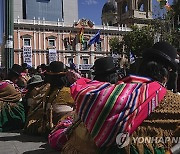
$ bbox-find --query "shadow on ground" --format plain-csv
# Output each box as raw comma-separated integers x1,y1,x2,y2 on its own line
0,131,47,143
23,143,59,154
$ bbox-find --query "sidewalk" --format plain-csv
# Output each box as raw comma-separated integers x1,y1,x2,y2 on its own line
0,131,59,154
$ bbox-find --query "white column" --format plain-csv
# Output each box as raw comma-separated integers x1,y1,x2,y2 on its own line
58,53,61,61
17,29,21,65
39,31,41,65
63,55,66,64
62,33,64,50
39,31,41,50
107,35,109,52
33,31,37,68
44,53,46,64
38,53,42,65
58,33,60,50
61,53,64,62
43,32,46,50
90,53,95,65
104,33,106,51
18,53,21,65
17,30,20,49
76,53,80,64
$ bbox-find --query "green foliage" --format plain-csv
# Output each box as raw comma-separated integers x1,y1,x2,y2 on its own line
122,26,154,57
109,37,122,54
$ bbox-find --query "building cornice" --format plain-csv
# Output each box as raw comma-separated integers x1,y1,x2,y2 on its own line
14,19,132,34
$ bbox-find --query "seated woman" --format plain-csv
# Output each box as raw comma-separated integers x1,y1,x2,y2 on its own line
44,61,74,126
62,42,180,154
24,61,74,135
23,75,51,135
0,68,25,132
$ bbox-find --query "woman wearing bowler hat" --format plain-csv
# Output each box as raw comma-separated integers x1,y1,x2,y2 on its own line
45,61,74,123
61,42,180,154
92,57,118,84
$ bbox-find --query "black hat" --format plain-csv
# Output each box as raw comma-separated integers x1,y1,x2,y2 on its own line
47,61,66,75
22,63,31,70
10,64,23,76
143,42,177,70
92,57,116,75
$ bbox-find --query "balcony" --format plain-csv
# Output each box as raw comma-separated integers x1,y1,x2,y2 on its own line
78,64,93,70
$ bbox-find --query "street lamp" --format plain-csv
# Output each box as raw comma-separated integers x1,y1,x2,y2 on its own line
4,0,14,73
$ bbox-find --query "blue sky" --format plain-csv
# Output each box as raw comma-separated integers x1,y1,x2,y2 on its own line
78,0,174,25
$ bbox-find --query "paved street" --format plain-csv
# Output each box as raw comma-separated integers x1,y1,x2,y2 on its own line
0,131,59,154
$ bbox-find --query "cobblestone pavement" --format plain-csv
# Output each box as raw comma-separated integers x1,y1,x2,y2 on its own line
0,131,59,154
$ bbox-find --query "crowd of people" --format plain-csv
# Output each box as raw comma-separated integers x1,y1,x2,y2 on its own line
0,41,180,154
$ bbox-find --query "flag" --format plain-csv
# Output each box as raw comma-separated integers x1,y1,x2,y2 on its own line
79,27,84,44
0,0,4,45
88,30,101,47
130,52,135,64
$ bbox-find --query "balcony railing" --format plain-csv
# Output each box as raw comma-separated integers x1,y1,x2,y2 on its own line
78,64,93,70
14,18,132,32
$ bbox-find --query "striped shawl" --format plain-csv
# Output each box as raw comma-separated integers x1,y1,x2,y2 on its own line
70,75,166,148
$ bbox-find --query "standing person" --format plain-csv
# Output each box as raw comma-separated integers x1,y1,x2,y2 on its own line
62,42,180,154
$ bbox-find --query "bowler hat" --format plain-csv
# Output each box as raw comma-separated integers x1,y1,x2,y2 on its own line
10,64,23,76
22,63,31,70
27,75,44,87
143,42,177,70
92,57,116,75
47,61,66,75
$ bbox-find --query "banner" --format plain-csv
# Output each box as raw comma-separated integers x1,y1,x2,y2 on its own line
23,46,32,66
0,0,4,45
49,48,57,63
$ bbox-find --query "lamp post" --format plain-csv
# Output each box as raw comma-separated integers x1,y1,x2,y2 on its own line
4,0,14,73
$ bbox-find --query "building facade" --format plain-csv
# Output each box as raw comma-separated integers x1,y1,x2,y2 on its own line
13,18,131,72
115,0,153,26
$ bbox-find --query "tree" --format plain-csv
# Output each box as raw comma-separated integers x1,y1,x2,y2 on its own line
122,26,154,58
109,37,123,54
171,0,180,48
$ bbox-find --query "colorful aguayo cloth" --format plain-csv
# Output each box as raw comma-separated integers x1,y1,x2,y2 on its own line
0,81,25,132
70,75,166,148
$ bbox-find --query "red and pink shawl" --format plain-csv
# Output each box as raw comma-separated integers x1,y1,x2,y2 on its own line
70,75,166,148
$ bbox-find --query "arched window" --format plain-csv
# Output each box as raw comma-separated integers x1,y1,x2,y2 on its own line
138,0,145,12
108,21,112,26
122,1,128,14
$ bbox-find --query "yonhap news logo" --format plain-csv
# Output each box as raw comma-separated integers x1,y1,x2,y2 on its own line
116,133,180,148
116,132,130,148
